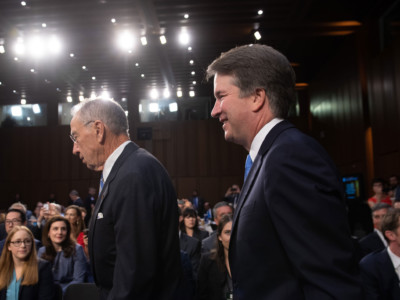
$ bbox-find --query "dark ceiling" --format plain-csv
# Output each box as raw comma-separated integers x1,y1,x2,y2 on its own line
0,0,398,107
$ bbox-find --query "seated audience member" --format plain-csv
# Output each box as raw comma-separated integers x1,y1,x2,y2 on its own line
203,202,212,224
367,178,392,208
389,175,400,201
181,208,209,242
65,205,85,248
38,216,87,293
36,203,62,229
394,200,400,209
201,202,233,254
189,190,205,217
0,226,55,300
196,214,233,300
359,203,391,257
224,184,241,208
179,209,201,278
68,190,84,207
0,209,41,253
360,208,400,299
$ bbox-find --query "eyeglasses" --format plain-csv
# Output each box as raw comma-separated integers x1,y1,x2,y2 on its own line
69,120,94,143
10,239,32,247
5,219,22,226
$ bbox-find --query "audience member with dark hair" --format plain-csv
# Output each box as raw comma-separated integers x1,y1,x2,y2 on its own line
180,208,209,242
196,214,233,300
367,178,392,208
65,205,86,248
359,203,391,258
0,226,55,300
37,216,87,293
360,208,400,299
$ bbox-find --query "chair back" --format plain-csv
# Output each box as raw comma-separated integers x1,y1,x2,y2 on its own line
64,283,100,300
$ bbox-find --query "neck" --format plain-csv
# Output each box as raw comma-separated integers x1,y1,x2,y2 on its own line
186,228,194,236
390,243,400,257
52,242,62,252
104,134,129,157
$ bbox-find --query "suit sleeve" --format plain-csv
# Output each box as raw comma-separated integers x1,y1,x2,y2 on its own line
359,257,383,300
107,165,178,299
70,245,87,285
265,137,361,298
38,260,56,300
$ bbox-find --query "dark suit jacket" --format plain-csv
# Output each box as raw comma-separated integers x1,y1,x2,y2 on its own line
229,120,362,299
180,233,201,276
201,232,217,254
89,142,182,299
192,229,209,242
0,259,55,300
360,248,400,300
359,231,386,258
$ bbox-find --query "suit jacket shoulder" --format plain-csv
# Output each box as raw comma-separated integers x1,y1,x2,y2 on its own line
359,231,385,257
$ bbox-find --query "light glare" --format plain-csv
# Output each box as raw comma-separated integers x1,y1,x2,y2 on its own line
169,102,178,112
160,35,167,44
140,36,147,46
149,103,160,113
254,31,262,40
12,106,22,116
179,30,190,45
150,89,159,99
32,104,41,114
189,91,195,97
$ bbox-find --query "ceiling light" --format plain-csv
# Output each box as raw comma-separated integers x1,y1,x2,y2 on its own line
70,53,74,58
188,46,192,51
189,60,194,65
117,30,135,51
150,89,159,99
122,97,127,102
178,29,190,45
20,99,26,105
32,104,41,114
111,18,116,23
90,92,96,99
14,57,19,61
30,69,35,73
169,102,178,112
189,91,195,97
149,103,160,113
135,63,139,67
160,35,167,45
138,104,142,113
184,14,189,19
92,76,96,80
42,23,47,28
258,10,263,15
141,74,145,78
28,36,45,58
14,39,25,56
48,35,62,54
140,36,147,46
79,95,84,101
27,117,31,121
192,81,196,85
13,90,17,94
254,31,262,40
163,89,170,98
82,65,87,70
67,96,73,102
177,90,183,98
0,45,5,54
191,71,195,75
21,1,26,6
101,91,111,99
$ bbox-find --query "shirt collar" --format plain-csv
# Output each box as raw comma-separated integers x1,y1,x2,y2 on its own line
387,246,400,270
374,228,388,247
102,140,131,183
249,118,283,161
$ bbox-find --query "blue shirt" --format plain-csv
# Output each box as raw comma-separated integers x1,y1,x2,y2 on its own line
6,270,21,300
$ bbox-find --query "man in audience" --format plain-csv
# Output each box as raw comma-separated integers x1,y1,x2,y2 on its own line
359,203,391,257
360,208,400,299
69,189,84,207
70,98,181,299
206,44,362,298
201,201,233,253
389,175,400,201
189,190,204,217
0,208,41,253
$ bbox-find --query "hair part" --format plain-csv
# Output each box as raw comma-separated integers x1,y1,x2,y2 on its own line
0,226,38,289
71,98,129,137
206,44,296,118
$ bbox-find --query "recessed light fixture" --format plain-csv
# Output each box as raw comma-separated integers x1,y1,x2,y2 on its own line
184,14,189,19
258,10,263,15
42,23,47,28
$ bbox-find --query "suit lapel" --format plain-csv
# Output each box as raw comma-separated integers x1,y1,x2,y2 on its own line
232,120,295,228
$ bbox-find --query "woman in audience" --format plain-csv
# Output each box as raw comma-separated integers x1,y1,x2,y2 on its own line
367,178,392,208
180,208,209,242
65,205,85,248
196,214,233,300
38,216,87,293
0,226,55,299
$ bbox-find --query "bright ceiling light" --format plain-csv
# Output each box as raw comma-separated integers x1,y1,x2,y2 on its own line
149,103,160,113
14,39,25,56
189,91,195,97
32,104,41,114
138,104,142,113
111,18,116,23
150,89,159,99
191,71,195,75
188,46,192,51
140,36,147,46
20,99,27,105
160,35,167,45
169,102,178,112
0,45,5,54
90,92,96,99
92,76,96,80
184,14,189,19
12,106,22,117
48,36,62,54
178,29,190,45
67,96,73,102
189,60,194,65
163,89,171,98
28,36,45,58
254,31,262,40
117,30,135,51
21,1,26,6
101,91,111,99
30,69,35,73
258,10,263,15
42,23,47,28
177,90,183,98
79,95,84,101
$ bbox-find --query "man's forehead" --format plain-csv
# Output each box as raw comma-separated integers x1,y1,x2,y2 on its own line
6,212,21,219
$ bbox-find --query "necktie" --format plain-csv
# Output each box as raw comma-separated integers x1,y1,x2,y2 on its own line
99,173,104,196
244,154,253,181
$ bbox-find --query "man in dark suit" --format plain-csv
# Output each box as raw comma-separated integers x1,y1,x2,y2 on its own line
359,203,390,258
70,98,182,299
360,208,400,299
206,44,362,299
189,190,205,217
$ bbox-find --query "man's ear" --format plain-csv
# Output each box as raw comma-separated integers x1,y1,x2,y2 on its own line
384,230,396,242
251,88,267,112
93,120,106,143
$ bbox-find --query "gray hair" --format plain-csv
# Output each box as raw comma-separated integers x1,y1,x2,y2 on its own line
212,201,232,219
206,44,296,118
71,98,129,137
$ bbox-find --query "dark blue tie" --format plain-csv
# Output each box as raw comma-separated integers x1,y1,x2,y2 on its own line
99,173,104,196
244,155,253,181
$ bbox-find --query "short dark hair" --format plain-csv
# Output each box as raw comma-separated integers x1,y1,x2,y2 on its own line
6,208,26,223
381,208,400,243
372,203,391,213
206,44,296,118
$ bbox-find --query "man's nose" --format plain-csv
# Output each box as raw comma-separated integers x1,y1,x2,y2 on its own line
211,101,221,118
72,143,80,155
